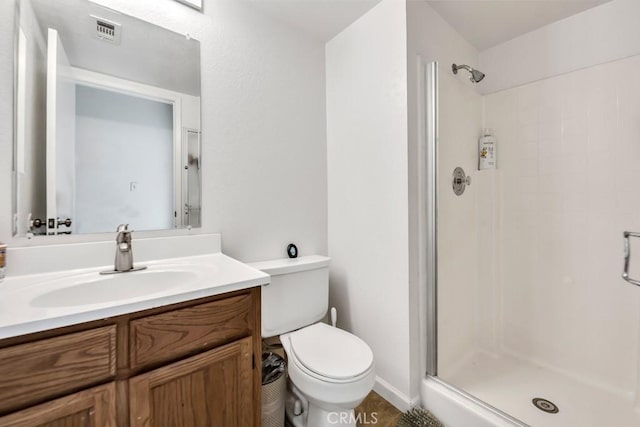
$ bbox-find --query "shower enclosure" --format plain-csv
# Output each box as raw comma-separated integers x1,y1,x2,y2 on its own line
422,57,640,427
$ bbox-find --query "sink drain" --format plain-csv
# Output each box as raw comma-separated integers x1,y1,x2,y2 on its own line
532,398,559,414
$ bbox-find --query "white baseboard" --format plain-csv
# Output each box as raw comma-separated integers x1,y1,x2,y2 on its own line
373,376,420,413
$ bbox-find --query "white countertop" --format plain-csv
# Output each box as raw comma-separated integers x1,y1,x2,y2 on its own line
0,253,270,340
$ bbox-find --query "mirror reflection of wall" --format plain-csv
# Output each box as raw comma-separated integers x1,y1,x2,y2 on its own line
15,0,47,237
75,86,174,234
14,0,202,237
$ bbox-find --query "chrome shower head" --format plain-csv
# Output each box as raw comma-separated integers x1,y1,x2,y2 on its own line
452,63,485,83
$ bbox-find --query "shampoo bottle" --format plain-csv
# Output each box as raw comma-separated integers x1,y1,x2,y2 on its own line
478,128,497,170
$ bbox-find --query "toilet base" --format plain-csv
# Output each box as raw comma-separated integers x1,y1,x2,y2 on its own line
285,383,358,427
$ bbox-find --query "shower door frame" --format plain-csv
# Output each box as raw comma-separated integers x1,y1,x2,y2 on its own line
423,60,528,426
424,60,439,377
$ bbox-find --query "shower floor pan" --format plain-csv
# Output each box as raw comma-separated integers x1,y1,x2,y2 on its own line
438,352,640,427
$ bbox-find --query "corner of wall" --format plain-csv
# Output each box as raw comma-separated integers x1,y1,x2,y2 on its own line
327,0,412,401
374,376,420,413
477,0,640,94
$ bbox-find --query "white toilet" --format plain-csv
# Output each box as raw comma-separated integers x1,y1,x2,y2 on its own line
249,255,375,427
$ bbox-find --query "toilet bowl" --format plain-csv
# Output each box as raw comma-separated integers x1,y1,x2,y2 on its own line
281,322,375,427
249,256,375,427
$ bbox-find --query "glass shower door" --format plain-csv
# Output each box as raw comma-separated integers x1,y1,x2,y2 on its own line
428,55,640,427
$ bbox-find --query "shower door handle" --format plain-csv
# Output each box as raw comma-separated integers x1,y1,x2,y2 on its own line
622,231,640,286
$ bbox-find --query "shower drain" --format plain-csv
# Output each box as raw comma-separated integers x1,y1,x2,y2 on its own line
532,398,559,414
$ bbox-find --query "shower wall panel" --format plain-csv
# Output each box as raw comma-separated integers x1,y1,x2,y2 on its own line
484,55,640,396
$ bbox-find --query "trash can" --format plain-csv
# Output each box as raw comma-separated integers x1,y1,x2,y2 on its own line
262,352,287,427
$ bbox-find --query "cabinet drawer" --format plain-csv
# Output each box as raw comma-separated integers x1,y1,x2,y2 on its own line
0,325,117,414
0,382,116,427
130,294,252,369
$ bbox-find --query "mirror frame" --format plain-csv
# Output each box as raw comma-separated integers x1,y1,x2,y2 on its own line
11,0,20,237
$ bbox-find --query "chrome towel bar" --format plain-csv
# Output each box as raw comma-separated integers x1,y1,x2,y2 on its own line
622,231,640,287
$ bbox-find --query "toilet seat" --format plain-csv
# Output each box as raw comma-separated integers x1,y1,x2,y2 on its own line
288,323,374,382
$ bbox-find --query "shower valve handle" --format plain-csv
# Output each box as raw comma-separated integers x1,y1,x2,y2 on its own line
452,167,471,196
454,176,471,186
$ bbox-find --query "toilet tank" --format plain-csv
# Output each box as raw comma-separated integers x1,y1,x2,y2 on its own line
249,255,330,338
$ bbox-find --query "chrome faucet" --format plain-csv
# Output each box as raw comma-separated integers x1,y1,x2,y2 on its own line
115,224,134,271
101,224,146,275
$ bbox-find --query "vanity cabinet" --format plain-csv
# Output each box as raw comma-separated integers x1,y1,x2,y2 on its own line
0,287,261,427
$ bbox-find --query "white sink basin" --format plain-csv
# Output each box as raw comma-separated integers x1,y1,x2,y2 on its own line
0,252,270,340
30,269,198,308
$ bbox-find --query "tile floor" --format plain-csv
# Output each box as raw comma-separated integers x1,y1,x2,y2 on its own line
283,391,402,426
355,391,403,426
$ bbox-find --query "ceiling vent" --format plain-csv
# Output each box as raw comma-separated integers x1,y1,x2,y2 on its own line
91,15,121,45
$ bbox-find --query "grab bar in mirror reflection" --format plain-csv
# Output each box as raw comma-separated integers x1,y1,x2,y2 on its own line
182,129,201,228
622,231,640,286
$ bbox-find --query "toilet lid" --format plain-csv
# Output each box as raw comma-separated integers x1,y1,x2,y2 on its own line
290,323,373,380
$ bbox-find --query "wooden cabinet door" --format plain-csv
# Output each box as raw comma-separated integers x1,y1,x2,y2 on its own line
0,383,116,427
129,337,254,427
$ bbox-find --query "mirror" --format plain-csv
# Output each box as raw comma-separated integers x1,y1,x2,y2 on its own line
13,0,201,237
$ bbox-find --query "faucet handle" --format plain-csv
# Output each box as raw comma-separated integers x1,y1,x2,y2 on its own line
116,224,130,233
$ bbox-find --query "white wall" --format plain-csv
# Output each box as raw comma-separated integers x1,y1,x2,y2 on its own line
479,0,640,94
75,86,174,234
407,0,480,81
0,0,327,263
326,0,411,409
